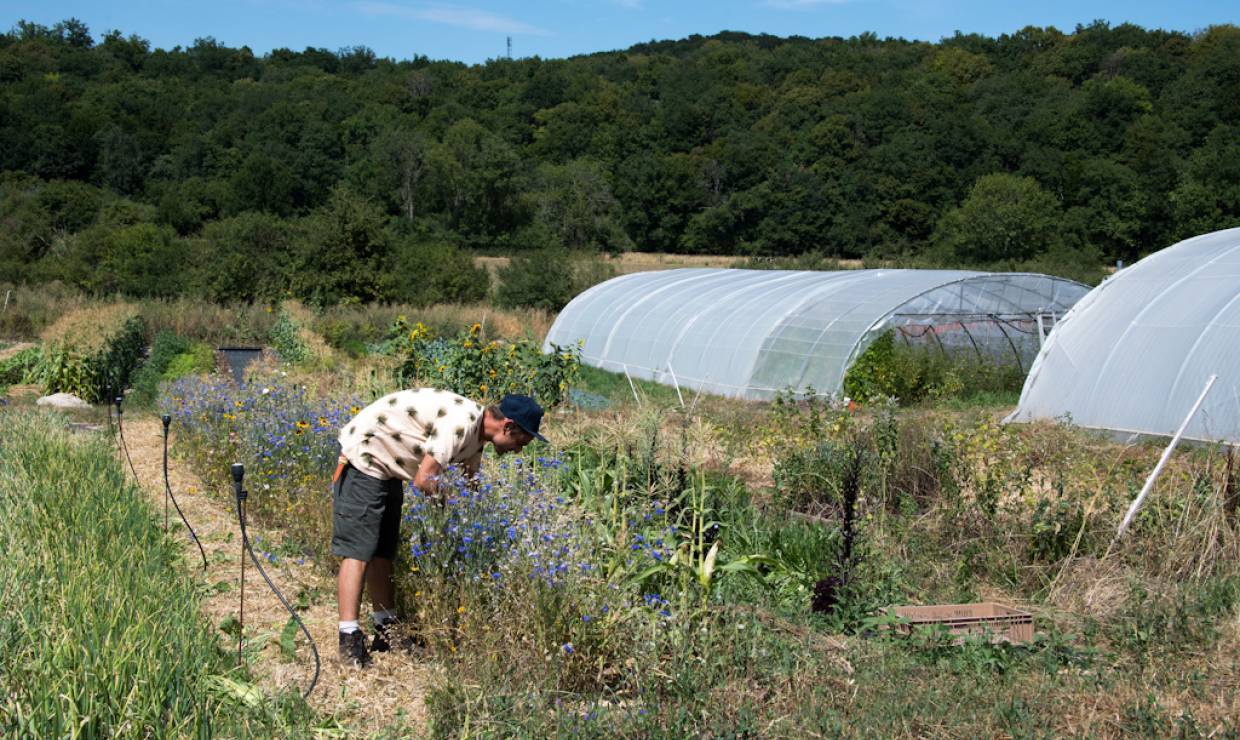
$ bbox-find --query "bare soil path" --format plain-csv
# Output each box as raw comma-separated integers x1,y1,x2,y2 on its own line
118,415,432,735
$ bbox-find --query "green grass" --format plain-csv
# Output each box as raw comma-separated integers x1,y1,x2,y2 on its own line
0,411,313,736
574,364,690,408
932,388,1022,410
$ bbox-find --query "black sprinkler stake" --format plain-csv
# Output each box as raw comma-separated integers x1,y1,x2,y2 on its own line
230,462,319,697
113,395,139,482
161,416,207,571
162,415,171,532
233,463,246,668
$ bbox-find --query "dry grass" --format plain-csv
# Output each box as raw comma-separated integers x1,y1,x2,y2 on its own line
40,302,140,352
475,252,747,282
119,415,431,733
140,299,276,345
317,301,554,345
0,341,34,362
0,282,98,340
478,251,878,275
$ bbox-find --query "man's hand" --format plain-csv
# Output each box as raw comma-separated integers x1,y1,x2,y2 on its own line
413,455,443,497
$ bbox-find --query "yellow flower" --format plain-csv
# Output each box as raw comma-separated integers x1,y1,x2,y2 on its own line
479,383,487,394
349,405,360,415
470,322,482,336
457,606,466,614
463,340,473,348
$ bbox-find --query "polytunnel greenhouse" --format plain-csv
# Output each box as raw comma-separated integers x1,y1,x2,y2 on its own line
1008,227,1240,444
544,268,1090,401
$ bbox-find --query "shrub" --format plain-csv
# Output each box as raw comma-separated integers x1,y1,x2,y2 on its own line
495,249,575,311
268,308,309,364
267,301,336,367
390,318,580,407
163,344,216,379
129,331,216,407
390,240,489,306
843,330,1025,404
33,303,146,402
0,346,39,385
129,331,189,404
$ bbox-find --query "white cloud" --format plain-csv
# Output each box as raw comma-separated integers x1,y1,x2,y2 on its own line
611,0,643,8
354,2,553,35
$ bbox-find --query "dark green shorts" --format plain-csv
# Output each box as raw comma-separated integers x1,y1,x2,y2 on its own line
331,463,404,562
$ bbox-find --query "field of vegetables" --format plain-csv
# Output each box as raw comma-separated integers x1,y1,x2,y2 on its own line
2,294,1238,737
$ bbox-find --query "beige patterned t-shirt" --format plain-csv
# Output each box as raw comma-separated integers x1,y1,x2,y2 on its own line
338,389,486,481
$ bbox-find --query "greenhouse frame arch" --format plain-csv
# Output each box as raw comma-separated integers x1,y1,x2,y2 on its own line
545,268,1089,401
1008,227,1240,444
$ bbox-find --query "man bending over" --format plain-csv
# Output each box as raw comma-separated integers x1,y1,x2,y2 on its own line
332,389,546,667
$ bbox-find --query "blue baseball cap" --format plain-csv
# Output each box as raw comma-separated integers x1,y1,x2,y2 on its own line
499,394,548,443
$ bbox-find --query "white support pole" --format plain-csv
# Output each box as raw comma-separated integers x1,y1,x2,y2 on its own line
1036,313,1046,347
1115,374,1218,539
666,363,686,408
622,364,640,405
2,289,9,313
688,375,708,415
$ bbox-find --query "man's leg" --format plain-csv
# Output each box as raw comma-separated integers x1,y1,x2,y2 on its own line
338,557,368,623
366,557,395,613
332,463,388,667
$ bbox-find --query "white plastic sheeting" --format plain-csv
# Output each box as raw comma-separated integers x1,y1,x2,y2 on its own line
1009,227,1240,444
544,268,1088,400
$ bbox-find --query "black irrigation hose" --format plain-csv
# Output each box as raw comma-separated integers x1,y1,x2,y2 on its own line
231,463,320,700
163,415,208,572
114,396,141,483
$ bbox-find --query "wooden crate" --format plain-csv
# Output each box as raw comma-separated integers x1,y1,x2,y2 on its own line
884,602,1034,644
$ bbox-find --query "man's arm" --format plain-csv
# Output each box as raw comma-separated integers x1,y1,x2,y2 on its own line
412,454,443,496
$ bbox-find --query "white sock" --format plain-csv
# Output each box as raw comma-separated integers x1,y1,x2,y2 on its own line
372,608,397,626
339,620,360,634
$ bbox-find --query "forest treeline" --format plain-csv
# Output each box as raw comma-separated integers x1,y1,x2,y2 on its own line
1,18,1237,305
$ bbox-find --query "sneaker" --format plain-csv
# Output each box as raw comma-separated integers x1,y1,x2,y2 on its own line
338,630,372,668
372,618,423,654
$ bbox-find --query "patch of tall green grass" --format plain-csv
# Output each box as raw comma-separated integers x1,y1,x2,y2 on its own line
573,364,685,408
0,412,311,736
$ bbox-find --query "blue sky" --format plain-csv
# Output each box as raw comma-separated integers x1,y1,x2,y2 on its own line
4,0,1237,65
